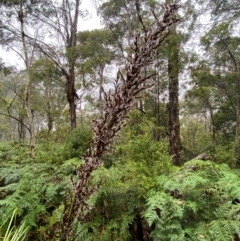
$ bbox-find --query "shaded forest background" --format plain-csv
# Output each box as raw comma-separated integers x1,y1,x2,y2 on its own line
0,0,240,240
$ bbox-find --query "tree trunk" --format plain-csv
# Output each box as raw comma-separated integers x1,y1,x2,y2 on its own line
18,101,26,141
18,117,26,141
58,4,181,239
47,108,53,133
224,40,240,165
67,71,77,130
167,19,182,166
98,64,105,111
36,0,80,131
233,102,240,165
65,0,80,130
207,99,216,155
19,1,35,158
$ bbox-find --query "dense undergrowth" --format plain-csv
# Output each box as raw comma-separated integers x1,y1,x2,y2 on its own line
1,114,240,241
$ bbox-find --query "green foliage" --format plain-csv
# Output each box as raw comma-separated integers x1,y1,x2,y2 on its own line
68,113,174,240
77,29,115,73
2,112,240,241
62,126,92,159
181,117,213,159
143,161,240,241
0,142,30,163
30,57,67,132
0,209,29,241
214,103,235,140
215,142,237,166
0,162,68,227
0,141,80,240
1,1,240,240
207,0,240,20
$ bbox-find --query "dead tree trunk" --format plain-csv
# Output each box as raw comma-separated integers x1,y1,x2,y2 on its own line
59,2,181,240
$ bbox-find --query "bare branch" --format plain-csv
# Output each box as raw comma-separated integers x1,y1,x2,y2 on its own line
59,2,181,240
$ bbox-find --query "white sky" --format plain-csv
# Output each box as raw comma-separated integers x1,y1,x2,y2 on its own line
79,0,102,31
0,1,102,68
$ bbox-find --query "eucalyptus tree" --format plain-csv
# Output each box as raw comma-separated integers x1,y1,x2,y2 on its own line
29,0,84,130
30,57,67,133
98,0,199,165
0,0,46,157
18,0,37,157
76,29,115,109
1,0,87,131
165,0,183,165
191,22,240,162
0,70,28,141
184,79,222,155
206,0,240,21
98,0,143,47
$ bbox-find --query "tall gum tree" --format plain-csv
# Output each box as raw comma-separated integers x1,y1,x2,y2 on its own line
200,23,240,162
0,71,29,141
30,57,67,133
165,0,198,165
166,20,182,166
76,29,115,109
0,0,41,157
18,0,36,158
31,0,83,130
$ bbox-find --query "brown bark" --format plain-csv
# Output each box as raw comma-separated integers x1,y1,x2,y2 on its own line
63,0,80,130
58,3,181,240
67,71,77,130
28,0,81,130
167,14,182,166
18,116,26,141
98,64,105,108
18,101,26,141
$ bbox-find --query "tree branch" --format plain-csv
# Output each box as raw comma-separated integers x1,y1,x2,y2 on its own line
59,1,181,240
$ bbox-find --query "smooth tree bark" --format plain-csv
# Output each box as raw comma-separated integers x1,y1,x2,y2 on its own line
18,0,35,158
0,0,81,130
33,0,82,130
66,0,79,130
0,0,53,155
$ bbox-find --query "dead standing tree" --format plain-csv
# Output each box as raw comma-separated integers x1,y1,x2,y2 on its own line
59,2,181,240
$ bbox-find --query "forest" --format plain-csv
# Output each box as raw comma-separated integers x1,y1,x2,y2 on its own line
0,0,240,240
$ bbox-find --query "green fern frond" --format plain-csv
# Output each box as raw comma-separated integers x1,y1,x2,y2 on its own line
208,220,235,241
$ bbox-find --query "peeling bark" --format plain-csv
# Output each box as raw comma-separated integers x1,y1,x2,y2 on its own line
59,2,181,240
